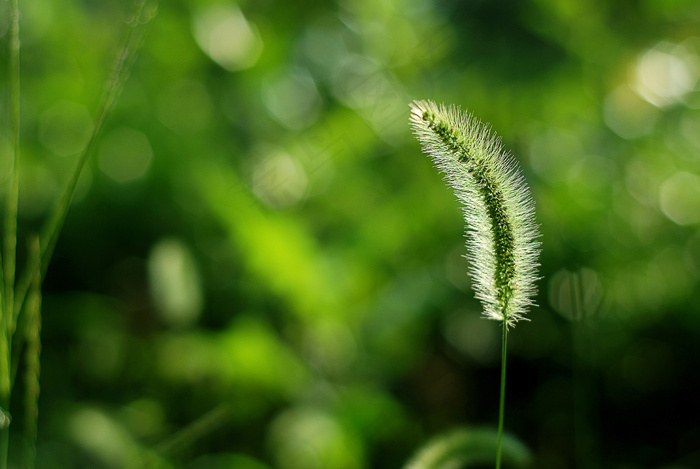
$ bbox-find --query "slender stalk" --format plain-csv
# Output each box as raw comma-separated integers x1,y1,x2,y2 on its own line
22,294,41,469
5,0,21,329
12,0,156,323
0,321,8,469
22,237,41,469
128,405,230,469
495,320,508,469
570,274,585,469
38,0,150,273
1,0,22,466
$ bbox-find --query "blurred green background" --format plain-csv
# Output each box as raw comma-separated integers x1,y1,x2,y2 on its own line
2,0,700,467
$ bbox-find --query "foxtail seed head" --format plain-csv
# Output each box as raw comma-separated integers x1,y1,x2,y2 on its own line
409,100,540,327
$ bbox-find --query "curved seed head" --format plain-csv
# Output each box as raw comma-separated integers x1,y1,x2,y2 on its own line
409,100,541,327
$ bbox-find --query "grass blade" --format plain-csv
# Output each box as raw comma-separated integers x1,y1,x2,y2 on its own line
12,0,158,324
22,237,41,469
4,0,21,318
0,0,22,465
128,405,230,469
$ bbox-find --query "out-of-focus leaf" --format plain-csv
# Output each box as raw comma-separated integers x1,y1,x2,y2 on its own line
403,428,531,469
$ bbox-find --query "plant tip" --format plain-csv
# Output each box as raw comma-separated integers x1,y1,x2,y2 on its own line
409,99,541,327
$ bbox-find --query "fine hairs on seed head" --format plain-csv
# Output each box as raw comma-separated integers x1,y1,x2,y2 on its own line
409,100,541,327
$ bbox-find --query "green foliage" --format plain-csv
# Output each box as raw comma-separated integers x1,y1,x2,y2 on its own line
403,428,531,469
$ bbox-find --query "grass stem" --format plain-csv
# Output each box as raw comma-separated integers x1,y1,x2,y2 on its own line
0,0,22,466
5,0,21,335
495,320,508,469
12,0,156,324
22,237,41,469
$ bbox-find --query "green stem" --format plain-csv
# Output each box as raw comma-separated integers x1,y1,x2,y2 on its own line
21,237,41,469
495,320,508,469
12,0,155,325
1,0,21,466
5,0,21,331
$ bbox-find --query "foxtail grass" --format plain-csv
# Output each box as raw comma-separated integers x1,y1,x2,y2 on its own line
409,100,540,469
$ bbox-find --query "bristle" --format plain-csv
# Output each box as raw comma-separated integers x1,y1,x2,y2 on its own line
409,100,540,327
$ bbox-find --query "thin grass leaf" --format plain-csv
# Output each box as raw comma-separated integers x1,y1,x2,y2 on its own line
21,237,41,469
0,0,22,464
12,0,158,324
37,0,156,274
128,405,231,469
1,0,21,314
152,404,230,457
409,100,540,327
403,428,531,469
9,237,41,387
